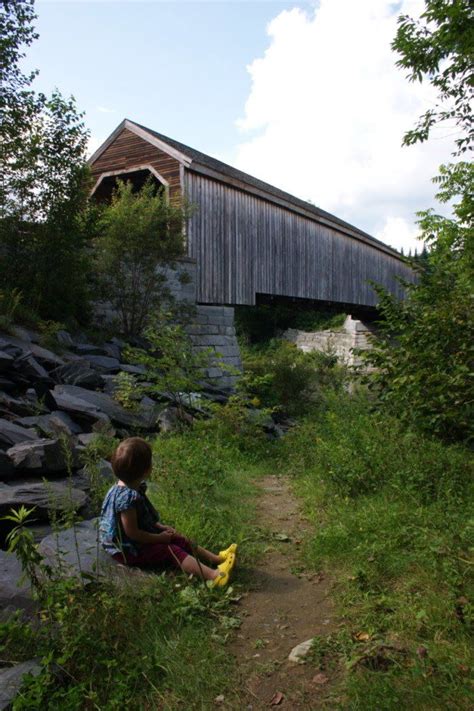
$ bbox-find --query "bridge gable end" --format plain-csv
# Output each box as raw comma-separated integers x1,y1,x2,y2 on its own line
88,125,183,201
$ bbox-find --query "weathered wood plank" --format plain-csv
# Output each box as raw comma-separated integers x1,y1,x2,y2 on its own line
184,172,414,308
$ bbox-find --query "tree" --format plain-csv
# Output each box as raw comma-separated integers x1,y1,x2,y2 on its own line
364,1,474,443
0,0,93,323
365,162,473,443
392,0,474,154
95,180,189,336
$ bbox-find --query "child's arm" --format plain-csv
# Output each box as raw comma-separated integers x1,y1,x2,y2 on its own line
154,522,177,534
120,508,173,544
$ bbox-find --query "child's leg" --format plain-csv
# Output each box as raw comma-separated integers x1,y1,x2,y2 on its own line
194,545,224,565
171,535,224,565
179,554,219,581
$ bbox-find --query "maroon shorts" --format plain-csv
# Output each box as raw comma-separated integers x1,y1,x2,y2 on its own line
112,534,193,568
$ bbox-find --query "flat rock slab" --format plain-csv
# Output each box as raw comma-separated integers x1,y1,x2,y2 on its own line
0,551,35,613
51,387,110,426
17,411,83,438
39,519,153,586
7,438,71,473
0,659,41,709
83,355,121,373
0,333,64,369
52,361,104,390
39,519,115,578
0,659,41,710
0,480,88,519
0,419,39,448
53,384,157,429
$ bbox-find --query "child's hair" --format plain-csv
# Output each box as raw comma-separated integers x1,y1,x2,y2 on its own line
111,437,152,485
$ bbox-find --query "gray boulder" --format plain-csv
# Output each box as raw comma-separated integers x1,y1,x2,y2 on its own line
76,459,114,491
51,387,111,427
0,479,88,519
76,432,96,447
156,406,189,433
39,519,112,578
120,363,146,375
51,361,104,390
0,334,64,369
74,343,108,356
0,551,35,613
7,438,72,473
0,392,35,417
56,330,74,347
0,659,41,710
0,419,38,448
13,352,51,384
53,384,157,429
83,354,121,373
17,411,83,438
103,343,121,360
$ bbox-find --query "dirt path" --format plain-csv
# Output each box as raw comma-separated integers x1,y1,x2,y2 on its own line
227,474,337,710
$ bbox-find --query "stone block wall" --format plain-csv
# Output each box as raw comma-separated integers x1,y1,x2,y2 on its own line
94,258,242,391
187,306,241,389
168,261,241,390
284,315,375,368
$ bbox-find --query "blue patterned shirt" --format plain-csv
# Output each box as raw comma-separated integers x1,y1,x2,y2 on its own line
99,482,160,556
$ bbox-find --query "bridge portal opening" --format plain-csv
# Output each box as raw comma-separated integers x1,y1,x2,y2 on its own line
92,168,164,204
235,294,377,344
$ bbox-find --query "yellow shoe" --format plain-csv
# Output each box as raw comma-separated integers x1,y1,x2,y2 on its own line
219,543,238,560
218,552,236,576
208,570,229,589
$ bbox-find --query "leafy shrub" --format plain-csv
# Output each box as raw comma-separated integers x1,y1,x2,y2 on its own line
208,395,272,455
94,180,189,336
362,162,473,444
124,308,214,419
240,339,345,416
112,371,142,411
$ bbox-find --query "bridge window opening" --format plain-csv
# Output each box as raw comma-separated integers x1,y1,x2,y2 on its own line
92,168,164,204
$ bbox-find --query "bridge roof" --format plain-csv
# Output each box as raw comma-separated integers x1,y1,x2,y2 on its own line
90,119,406,261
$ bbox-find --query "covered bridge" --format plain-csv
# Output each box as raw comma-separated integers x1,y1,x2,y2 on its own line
89,119,413,314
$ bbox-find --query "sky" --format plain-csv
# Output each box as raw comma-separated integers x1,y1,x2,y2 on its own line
28,0,456,253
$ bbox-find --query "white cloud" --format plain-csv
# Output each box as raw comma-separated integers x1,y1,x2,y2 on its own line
377,216,422,253
96,106,115,114
235,0,454,253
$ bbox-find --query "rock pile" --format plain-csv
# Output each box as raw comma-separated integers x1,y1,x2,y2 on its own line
0,325,233,541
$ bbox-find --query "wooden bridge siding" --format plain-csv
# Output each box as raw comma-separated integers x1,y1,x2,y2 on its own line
90,129,182,200
185,172,412,307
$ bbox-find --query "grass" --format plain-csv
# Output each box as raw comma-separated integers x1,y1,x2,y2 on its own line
275,390,474,710
2,376,472,708
1,420,266,710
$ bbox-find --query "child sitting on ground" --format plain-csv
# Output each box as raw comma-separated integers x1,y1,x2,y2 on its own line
99,437,236,587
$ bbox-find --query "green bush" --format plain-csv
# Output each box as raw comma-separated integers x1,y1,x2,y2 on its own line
363,164,473,445
240,339,345,417
94,181,188,336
